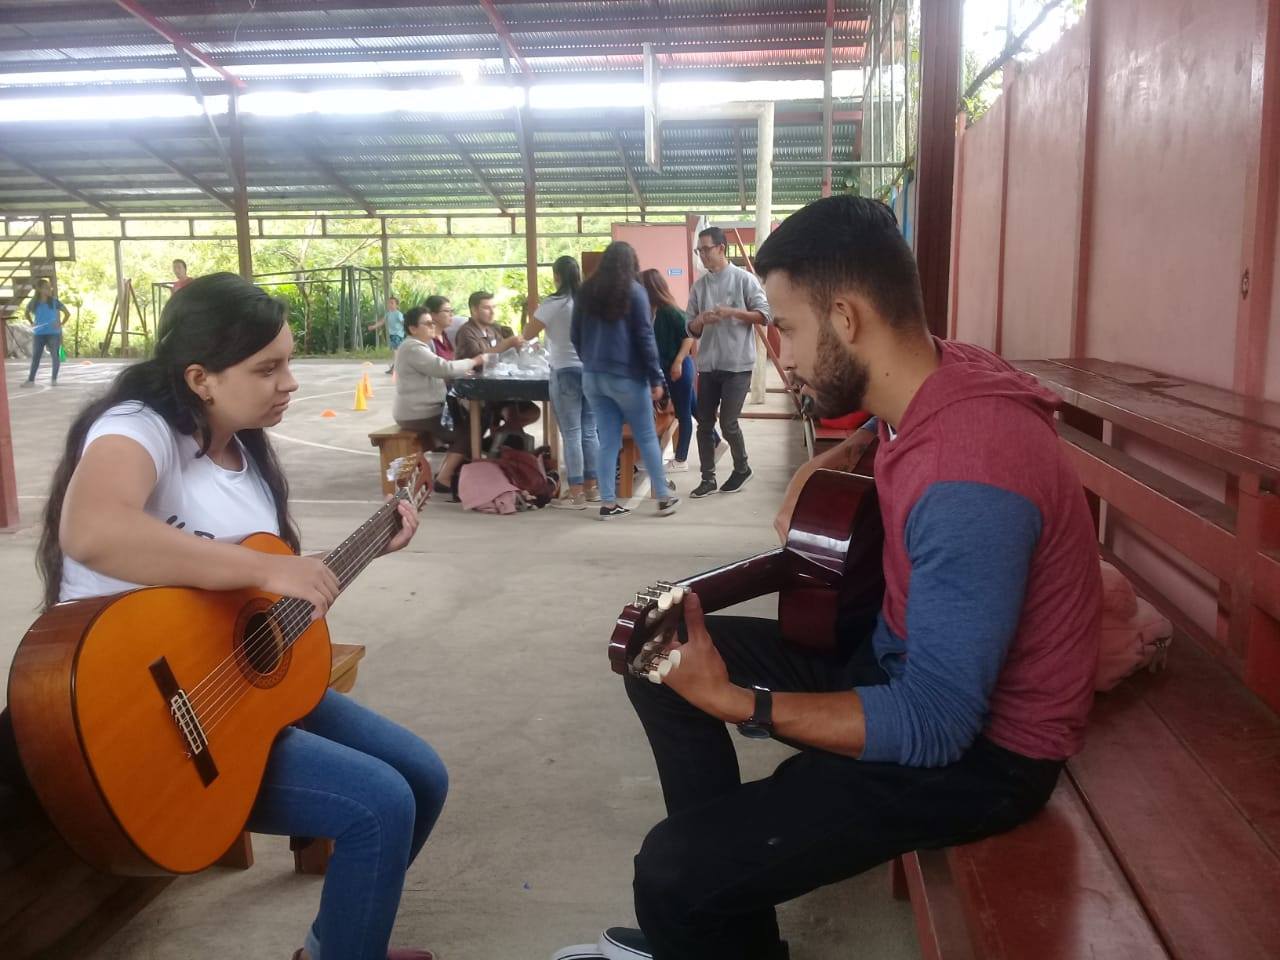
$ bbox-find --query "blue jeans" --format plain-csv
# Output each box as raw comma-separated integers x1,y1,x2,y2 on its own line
246,691,448,960
28,333,61,383
664,357,718,463
583,370,670,505
549,366,600,487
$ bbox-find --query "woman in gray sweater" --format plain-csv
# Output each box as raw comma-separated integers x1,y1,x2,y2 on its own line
393,305,484,493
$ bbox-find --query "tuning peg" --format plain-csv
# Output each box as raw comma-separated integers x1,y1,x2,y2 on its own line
667,648,682,668
657,580,685,604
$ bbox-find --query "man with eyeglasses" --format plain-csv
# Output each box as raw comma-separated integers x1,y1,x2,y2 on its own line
686,226,772,497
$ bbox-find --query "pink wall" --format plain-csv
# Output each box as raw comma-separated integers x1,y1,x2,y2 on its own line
999,21,1089,361
946,1,1279,647
1082,0,1256,385
951,92,1006,350
611,223,692,307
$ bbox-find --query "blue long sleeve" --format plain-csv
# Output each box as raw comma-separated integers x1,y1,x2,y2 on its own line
856,482,1042,767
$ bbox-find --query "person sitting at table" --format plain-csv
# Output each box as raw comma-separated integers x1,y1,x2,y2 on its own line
455,290,540,441
425,295,456,360
393,305,484,496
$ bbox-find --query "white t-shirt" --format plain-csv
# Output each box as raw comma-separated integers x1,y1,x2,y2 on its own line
59,402,280,603
534,294,581,370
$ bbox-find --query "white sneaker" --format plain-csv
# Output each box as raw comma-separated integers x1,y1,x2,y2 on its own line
664,458,689,473
550,493,587,510
550,947,605,960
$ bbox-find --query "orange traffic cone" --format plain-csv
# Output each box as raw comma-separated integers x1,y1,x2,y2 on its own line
321,409,337,418
353,380,368,412
362,371,374,398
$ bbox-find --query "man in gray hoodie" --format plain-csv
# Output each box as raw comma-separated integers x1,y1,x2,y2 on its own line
687,226,772,497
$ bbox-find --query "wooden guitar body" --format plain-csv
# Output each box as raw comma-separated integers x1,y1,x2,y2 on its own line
609,464,885,678
7,532,331,876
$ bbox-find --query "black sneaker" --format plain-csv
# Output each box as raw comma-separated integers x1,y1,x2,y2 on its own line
598,504,631,521
690,480,718,498
600,928,652,959
721,468,753,494
656,496,680,517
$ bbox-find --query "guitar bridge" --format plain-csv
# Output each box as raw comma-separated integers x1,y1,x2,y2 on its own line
150,656,220,787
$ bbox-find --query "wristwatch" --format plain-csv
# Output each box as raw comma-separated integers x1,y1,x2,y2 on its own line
736,686,774,740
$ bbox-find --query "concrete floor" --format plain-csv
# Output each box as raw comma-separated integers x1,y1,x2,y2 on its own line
1,357,918,960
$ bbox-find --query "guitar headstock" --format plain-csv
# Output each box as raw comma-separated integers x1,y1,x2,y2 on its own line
617,580,688,684
388,454,433,511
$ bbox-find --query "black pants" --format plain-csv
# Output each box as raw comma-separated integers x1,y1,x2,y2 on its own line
625,615,1063,960
695,370,752,481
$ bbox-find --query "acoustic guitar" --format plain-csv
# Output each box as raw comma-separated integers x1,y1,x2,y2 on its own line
6,456,431,877
609,461,884,684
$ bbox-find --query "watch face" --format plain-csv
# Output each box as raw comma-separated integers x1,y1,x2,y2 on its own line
737,722,772,740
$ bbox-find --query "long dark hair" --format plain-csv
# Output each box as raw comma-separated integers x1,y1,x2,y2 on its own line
552,255,582,298
577,241,639,322
638,268,678,311
37,272,301,610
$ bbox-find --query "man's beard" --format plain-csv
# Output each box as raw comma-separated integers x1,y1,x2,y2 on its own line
794,319,870,418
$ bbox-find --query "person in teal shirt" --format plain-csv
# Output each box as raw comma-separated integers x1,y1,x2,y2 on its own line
22,278,70,387
367,296,406,373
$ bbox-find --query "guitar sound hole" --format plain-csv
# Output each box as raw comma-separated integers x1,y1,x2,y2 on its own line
240,612,287,682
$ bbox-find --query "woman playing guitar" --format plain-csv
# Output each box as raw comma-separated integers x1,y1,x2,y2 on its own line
34,273,440,960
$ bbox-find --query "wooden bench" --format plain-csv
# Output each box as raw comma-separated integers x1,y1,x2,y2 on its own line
0,642,366,959
618,408,677,499
369,425,424,495
893,358,1280,959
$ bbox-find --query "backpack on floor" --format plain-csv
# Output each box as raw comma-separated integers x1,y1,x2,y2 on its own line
496,447,557,507
458,460,525,515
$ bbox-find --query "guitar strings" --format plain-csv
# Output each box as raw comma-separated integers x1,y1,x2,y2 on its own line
194,510,405,738
197,516,400,737
184,498,401,704
188,508,400,725
185,502,401,713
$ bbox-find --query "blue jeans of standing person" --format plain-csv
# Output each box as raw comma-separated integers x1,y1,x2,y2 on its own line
549,366,600,487
665,356,718,463
28,333,61,383
246,691,449,960
583,370,670,505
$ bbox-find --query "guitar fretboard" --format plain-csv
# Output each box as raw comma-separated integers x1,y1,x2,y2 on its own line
272,494,404,645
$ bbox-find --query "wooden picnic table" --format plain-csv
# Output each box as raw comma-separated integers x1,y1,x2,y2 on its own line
450,373,560,466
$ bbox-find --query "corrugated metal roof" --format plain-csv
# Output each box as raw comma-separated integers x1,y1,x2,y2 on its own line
0,1,881,216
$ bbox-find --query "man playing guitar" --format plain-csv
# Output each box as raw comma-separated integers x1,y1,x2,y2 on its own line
573,196,1102,960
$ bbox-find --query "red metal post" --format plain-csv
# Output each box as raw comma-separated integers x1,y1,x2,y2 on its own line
914,0,964,338
1233,0,1280,397
1070,0,1102,359
0,358,18,531
993,67,1016,356
111,0,246,89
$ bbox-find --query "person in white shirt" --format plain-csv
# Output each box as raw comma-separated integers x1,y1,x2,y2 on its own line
37,272,441,960
522,255,601,509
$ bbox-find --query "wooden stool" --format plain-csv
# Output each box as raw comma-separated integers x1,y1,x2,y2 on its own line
368,426,423,495
618,410,677,499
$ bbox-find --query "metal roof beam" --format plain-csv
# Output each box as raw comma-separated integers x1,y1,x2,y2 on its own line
613,131,645,213
443,134,510,214
305,153,377,216
0,15,868,53
0,37,869,74
133,140,233,210
477,0,534,79
0,147,117,216
110,0,246,90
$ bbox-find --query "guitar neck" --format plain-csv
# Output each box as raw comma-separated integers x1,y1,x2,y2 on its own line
675,548,789,615
276,497,403,643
